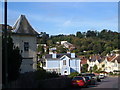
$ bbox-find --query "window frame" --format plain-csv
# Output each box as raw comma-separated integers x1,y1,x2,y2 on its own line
24,42,29,51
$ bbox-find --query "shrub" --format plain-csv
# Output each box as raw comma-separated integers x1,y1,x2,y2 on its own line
109,72,113,75
35,68,59,80
68,72,79,78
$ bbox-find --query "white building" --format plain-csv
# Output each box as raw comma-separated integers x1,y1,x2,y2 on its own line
42,53,81,75
11,15,39,73
87,55,102,71
104,54,120,73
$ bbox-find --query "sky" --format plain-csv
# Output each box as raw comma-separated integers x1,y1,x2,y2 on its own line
0,2,118,35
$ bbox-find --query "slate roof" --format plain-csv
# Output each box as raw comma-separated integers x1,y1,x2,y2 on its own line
89,55,102,62
89,55,103,63
45,53,78,59
12,15,39,35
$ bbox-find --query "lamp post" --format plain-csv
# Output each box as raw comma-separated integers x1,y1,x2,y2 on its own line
4,0,8,88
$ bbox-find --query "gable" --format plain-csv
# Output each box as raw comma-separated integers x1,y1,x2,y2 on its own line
60,55,70,60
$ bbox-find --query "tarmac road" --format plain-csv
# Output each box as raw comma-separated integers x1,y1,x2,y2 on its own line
70,76,119,90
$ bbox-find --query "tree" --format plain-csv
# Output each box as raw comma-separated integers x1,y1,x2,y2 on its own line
2,35,22,82
38,32,49,44
86,30,97,37
93,64,98,72
56,45,67,53
76,31,83,38
81,64,88,73
93,43,102,54
38,45,44,54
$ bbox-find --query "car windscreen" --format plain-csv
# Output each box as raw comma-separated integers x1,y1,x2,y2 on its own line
72,77,83,80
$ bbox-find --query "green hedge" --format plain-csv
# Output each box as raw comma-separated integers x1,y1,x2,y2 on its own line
35,68,59,80
68,72,79,78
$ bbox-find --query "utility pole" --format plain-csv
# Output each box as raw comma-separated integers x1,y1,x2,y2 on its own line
4,0,8,88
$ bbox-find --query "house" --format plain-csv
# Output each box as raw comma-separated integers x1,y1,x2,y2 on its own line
11,15,39,73
61,41,75,50
104,53,120,73
42,53,81,75
112,54,120,73
87,55,102,71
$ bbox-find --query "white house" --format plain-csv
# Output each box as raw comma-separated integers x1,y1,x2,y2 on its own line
87,55,102,71
42,53,81,75
11,15,39,73
61,41,75,50
104,53,120,73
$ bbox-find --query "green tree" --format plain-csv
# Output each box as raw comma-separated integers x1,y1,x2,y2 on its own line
76,31,83,38
86,30,97,37
93,64,98,72
56,45,67,53
81,64,88,73
38,45,44,54
2,35,22,82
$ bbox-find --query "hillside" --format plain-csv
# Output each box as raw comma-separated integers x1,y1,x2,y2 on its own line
37,29,119,57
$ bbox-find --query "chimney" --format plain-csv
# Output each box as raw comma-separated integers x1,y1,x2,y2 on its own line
52,52,57,59
71,53,75,58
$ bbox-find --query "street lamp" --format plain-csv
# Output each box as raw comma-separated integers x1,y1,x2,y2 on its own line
3,0,8,88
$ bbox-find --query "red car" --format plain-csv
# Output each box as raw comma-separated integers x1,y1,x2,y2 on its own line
71,76,87,87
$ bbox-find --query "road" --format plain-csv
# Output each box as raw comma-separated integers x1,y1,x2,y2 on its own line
70,76,119,90
88,76,119,88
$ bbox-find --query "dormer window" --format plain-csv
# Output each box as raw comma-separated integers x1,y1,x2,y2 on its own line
24,42,29,51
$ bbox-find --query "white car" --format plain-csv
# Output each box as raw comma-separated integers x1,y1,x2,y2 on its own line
99,75,105,79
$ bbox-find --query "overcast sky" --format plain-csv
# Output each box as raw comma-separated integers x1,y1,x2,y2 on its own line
0,2,118,35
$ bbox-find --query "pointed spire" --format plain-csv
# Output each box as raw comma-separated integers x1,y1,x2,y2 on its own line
13,15,38,35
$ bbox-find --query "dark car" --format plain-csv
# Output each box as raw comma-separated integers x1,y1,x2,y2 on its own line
84,76,92,85
71,76,87,87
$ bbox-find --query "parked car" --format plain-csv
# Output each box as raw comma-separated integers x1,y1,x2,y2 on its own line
84,76,92,85
71,76,88,87
86,73,96,78
99,74,105,79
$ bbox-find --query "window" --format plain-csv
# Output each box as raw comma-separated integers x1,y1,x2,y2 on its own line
24,42,29,51
63,60,66,65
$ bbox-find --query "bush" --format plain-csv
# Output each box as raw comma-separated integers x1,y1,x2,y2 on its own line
68,72,79,78
35,68,59,80
109,72,113,75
